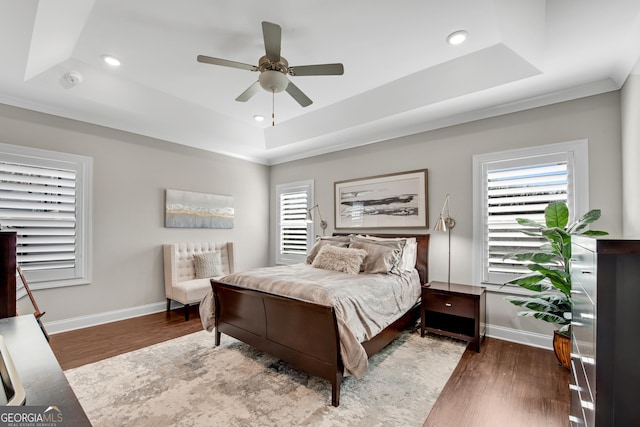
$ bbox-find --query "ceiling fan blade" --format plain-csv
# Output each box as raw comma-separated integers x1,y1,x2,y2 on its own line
235,81,261,102
285,80,313,107
289,63,344,76
197,55,256,72
262,21,282,62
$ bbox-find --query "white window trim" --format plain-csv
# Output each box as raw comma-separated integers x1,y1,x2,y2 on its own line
472,139,589,292
275,179,314,265
0,142,92,292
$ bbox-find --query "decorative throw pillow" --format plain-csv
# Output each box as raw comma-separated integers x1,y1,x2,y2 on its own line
306,236,351,264
349,241,398,274
350,236,405,274
311,245,367,275
193,251,223,278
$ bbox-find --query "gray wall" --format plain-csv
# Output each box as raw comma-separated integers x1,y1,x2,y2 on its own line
0,104,270,325
270,92,623,345
1,90,625,345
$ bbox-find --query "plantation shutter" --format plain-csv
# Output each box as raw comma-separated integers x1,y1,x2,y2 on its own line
483,153,572,285
276,181,313,264
0,143,91,289
0,161,77,276
279,190,308,255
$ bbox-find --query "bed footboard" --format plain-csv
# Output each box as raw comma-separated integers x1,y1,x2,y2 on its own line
211,280,344,406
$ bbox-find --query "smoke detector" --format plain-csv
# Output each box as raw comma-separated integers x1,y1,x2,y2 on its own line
64,71,83,86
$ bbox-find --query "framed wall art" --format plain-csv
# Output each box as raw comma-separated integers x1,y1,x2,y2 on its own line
165,189,234,229
334,169,428,229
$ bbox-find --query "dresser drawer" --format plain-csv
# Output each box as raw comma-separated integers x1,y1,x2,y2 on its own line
572,284,595,364
423,290,476,318
571,244,597,303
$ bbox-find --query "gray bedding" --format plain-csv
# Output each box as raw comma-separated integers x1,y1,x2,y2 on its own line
200,263,421,378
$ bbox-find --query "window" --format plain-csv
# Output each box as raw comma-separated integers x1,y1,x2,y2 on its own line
275,180,313,265
0,143,92,291
472,140,588,287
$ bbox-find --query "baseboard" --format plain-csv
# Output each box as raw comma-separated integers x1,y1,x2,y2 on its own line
486,324,553,350
44,302,170,335
45,303,554,351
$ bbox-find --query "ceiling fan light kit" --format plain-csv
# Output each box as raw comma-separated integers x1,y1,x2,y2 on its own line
197,21,344,113
259,70,289,93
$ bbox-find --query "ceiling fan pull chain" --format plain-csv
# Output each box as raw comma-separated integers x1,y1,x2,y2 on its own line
272,89,275,126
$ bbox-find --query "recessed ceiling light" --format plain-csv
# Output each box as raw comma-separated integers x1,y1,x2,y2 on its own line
102,55,121,67
446,30,468,46
253,115,265,122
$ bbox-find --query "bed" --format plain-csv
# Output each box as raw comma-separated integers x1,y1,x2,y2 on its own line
200,233,429,406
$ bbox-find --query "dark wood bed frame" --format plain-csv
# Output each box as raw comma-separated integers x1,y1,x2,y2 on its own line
210,233,429,406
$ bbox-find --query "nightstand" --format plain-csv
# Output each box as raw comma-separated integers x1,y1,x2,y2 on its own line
420,281,486,352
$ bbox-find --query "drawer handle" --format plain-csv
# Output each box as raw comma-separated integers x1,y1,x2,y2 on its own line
445,303,452,307
582,271,592,274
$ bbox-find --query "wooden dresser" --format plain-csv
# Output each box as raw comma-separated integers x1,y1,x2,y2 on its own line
0,314,91,425
570,237,640,426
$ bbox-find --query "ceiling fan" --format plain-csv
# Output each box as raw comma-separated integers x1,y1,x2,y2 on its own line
197,21,344,108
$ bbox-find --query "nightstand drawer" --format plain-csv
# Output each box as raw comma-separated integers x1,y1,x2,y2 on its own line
424,291,476,318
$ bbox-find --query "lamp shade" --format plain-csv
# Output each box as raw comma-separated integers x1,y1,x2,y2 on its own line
259,70,289,93
434,194,455,232
434,215,448,232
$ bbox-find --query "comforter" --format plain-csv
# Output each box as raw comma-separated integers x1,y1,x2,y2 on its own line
200,263,421,378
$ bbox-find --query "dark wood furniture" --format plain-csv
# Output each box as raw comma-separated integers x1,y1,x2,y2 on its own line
420,281,486,352
0,314,91,425
570,237,640,426
0,231,17,318
210,233,429,407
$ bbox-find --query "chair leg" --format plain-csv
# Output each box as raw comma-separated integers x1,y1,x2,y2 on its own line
166,298,171,313
184,304,190,321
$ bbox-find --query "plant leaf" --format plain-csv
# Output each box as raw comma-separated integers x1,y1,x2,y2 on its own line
506,253,558,263
525,264,571,295
506,274,545,291
545,201,569,229
525,311,570,325
581,230,609,236
568,209,601,233
516,218,543,229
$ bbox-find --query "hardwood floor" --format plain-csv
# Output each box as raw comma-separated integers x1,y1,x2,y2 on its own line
424,337,571,427
50,309,570,426
49,305,202,370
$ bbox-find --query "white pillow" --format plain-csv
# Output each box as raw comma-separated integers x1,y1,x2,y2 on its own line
399,238,417,272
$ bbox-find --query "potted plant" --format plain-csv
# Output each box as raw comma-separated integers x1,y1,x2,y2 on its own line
503,201,608,368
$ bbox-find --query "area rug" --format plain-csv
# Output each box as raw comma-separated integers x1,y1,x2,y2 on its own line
64,328,466,427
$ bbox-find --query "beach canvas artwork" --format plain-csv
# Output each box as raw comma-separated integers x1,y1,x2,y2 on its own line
334,170,428,229
165,189,234,228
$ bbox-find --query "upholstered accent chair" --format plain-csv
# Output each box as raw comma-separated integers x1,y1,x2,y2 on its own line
163,242,234,320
